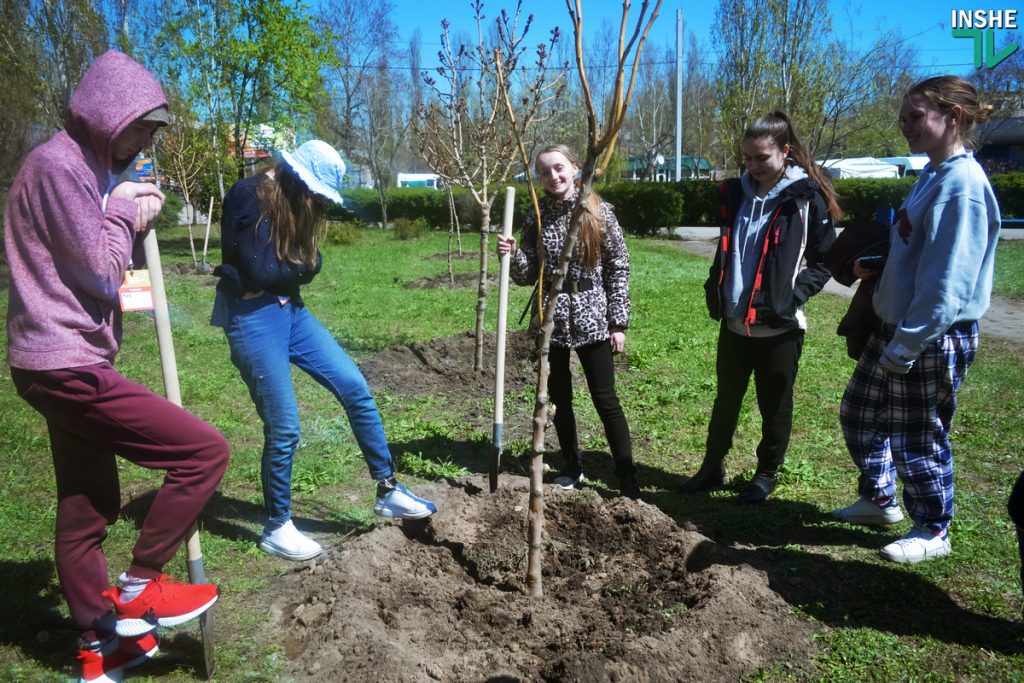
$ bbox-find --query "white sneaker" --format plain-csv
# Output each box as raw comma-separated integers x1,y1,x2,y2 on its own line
879,526,951,564
832,497,904,526
374,480,437,519
258,520,323,561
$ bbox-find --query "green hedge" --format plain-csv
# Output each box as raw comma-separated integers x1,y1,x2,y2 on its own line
598,183,684,236
832,177,917,225
337,173,1024,235
990,173,1024,219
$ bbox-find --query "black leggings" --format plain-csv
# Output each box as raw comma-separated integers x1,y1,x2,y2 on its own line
548,340,634,478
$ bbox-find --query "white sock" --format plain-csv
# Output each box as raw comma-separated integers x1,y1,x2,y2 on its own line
118,573,151,603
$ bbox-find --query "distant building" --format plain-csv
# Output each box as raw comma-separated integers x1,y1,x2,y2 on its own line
397,172,441,189
976,116,1024,173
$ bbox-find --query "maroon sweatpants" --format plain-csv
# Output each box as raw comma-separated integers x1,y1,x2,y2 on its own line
11,362,230,640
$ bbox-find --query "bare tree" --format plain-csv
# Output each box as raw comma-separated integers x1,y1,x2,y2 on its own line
417,1,565,372
518,0,661,598
681,31,719,174
361,54,412,230
715,0,771,169
155,90,214,226
317,0,394,161
622,42,673,180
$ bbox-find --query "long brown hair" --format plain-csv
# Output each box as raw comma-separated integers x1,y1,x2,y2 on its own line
906,75,994,148
255,164,327,267
536,144,603,268
744,111,842,221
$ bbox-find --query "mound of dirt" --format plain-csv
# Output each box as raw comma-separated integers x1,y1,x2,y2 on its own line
360,329,538,399
404,272,490,289
275,476,816,682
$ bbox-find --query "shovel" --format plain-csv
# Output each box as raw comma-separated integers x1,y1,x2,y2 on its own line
142,230,216,679
490,187,515,492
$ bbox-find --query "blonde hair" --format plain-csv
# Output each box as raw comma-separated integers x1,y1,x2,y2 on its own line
255,165,327,267
906,75,994,147
744,110,842,221
535,144,603,268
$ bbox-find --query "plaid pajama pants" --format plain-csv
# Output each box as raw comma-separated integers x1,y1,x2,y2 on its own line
840,320,978,532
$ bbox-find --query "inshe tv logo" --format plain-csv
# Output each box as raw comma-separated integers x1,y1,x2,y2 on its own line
951,9,1019,68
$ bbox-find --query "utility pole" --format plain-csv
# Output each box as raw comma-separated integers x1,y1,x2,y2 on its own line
674,8,683,182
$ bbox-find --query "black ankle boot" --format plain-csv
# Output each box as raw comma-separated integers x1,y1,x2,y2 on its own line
619,474,641,501
738,471,777,504
678,461,725,493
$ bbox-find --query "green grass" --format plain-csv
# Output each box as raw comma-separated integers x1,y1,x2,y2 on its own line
994,239,1024,300
1,227,1022,680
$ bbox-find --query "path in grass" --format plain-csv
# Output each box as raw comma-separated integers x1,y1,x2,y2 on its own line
671,234,1024,345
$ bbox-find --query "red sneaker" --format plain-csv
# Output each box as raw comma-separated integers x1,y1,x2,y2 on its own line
102,574,218,637
77,632,159,682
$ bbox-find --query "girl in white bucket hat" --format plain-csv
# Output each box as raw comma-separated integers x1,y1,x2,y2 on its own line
211,140,437,561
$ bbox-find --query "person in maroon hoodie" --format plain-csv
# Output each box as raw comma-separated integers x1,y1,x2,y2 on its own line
3,50,228,682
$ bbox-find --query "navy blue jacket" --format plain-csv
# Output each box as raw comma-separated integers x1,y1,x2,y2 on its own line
214,173,322,303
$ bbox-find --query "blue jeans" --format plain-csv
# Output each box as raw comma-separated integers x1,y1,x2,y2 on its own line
222,295,394,526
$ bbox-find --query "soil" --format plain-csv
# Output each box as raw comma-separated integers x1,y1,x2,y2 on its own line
276,478,816,682
271,324,818,682
359,329,537,400
266,237,1024,680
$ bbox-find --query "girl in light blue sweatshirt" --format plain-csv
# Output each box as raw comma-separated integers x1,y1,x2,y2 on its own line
833,76,1001,565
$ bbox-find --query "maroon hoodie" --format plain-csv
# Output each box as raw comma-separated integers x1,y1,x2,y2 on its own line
4,51,167,371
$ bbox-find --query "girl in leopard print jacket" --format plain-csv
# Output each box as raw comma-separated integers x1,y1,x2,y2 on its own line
497,144,638,500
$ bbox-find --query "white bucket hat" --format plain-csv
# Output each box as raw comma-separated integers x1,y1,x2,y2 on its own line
279,140,346,205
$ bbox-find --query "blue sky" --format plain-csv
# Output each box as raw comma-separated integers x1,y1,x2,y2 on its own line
394,0,1015,76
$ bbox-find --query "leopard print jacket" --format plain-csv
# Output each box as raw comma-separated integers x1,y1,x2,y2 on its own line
509,193,630,348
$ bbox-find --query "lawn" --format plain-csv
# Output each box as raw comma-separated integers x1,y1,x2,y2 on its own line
0,226,1021,681
995,238,1024,300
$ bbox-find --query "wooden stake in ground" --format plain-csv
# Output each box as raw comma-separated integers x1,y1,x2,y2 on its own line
186,218,198,270
490,186,516,493
200,196,214,273
142,230,215,679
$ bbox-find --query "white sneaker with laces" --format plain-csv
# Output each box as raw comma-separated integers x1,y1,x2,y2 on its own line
879,526,951,564
374,480,437,519
258,520,323,561
832,497,904,526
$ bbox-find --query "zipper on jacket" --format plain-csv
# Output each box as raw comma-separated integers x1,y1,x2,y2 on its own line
744,205,784,335
718,227,730,285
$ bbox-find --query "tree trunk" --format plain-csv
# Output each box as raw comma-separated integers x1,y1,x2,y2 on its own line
525,192,586,597
473,206,492,372
446,186,457,283
377,185,389,231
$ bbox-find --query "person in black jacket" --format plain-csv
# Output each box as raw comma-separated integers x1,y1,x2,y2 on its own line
679,111,839,503
211,140,436,562
1009,471,1024,617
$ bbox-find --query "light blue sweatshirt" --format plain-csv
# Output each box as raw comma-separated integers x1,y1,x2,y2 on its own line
723,165,807,336
873,152,1001,373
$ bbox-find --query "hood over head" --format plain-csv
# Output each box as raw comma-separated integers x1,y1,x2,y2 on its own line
66,50,168,173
